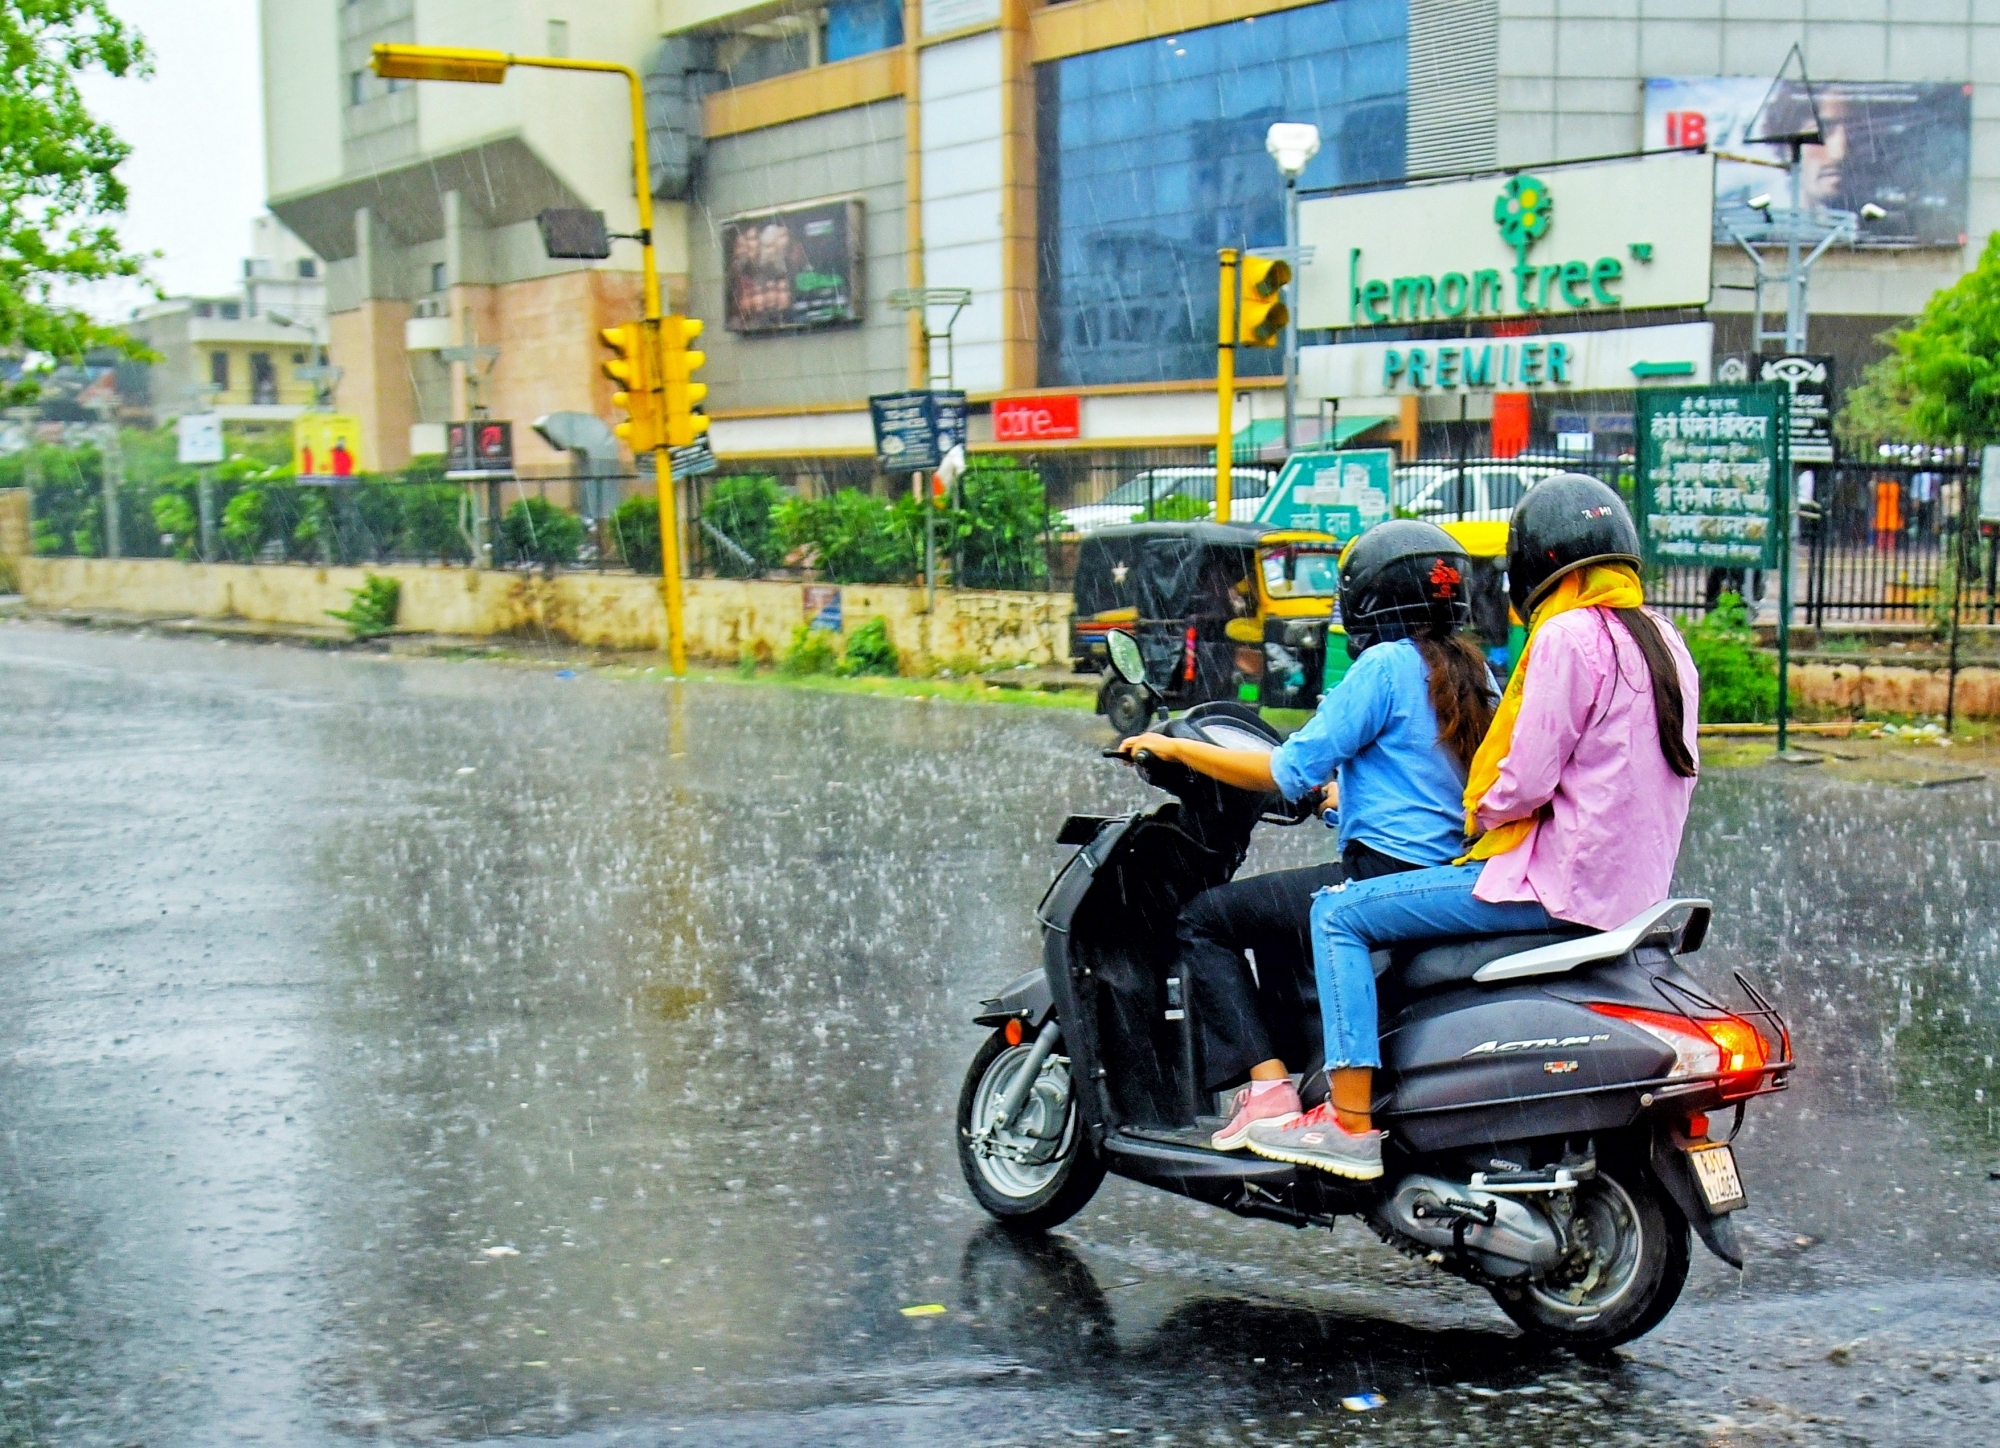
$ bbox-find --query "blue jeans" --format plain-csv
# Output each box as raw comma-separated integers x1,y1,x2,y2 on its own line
1309,863,1554,1070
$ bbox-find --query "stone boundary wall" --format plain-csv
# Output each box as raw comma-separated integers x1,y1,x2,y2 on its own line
1789,662,2000,720
10,556,1072,671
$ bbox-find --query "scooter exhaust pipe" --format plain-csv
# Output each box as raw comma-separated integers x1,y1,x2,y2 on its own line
992,1020,1062,1133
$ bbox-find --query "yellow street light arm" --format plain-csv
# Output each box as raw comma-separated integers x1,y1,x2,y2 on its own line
371,41,686,675
371,43,660,324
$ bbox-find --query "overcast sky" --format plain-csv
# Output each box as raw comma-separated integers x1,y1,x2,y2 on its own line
77,0,268,319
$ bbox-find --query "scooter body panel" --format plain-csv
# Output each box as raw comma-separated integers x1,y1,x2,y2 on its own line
1378,962,1677,1154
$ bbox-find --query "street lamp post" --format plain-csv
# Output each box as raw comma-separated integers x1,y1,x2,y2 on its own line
1265,123,1320,457
1714,114,1880,756
370,42,689,675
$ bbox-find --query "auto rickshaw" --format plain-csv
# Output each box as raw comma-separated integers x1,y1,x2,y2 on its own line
1068,522,1346,736
1439,518,1525,676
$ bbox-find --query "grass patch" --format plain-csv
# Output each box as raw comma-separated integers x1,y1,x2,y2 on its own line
646,664,1098,710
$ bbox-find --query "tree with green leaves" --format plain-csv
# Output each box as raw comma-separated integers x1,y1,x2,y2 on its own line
0,1,151,392
1840,232,2000,448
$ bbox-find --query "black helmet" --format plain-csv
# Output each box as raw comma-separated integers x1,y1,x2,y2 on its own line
1506,473,1641,619
1338,519,1472,660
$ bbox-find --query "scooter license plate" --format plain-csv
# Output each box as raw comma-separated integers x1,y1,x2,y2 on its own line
1688,1144,1746,1212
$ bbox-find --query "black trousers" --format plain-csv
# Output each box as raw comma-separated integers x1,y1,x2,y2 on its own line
1180,842,1417,1096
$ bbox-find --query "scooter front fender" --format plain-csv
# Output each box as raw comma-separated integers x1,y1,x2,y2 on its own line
974,968,1054,1029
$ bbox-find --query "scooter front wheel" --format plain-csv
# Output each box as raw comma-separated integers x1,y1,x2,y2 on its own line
956,1026,1104,1232
1487,1155,1690,1352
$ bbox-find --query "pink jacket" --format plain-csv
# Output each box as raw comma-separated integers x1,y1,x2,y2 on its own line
1473,607,1700,930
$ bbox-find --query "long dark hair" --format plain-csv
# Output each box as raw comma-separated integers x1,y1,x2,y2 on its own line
1415,634,1498,773
1610,608,1699,779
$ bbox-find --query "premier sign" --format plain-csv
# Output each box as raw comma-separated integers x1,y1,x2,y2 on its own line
1297,152,1714,330
1298,322,1713,402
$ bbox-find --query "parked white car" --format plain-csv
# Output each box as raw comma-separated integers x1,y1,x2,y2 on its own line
1393,462,1565,522
1059,467,1274,534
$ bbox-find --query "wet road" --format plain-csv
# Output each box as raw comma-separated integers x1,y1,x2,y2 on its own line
4,620,1999,1447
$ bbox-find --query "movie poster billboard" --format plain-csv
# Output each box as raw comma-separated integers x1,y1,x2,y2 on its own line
1642,77,1970,248
293,413,363,482
722,196,865,334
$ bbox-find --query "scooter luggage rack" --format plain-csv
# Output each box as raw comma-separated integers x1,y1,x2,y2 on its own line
1642,971,1795,1102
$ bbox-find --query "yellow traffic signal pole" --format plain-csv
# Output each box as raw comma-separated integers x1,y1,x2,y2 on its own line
1215,249,1238,523
372,43,688,674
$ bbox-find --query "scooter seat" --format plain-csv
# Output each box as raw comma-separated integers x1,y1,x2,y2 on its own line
1392,928,1594,992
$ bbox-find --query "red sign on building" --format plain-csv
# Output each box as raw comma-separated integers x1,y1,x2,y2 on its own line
993,394,1081,442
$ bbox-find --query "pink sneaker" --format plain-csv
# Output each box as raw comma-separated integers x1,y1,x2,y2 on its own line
1211,1079,1302,1151
1244,1102,1384,1180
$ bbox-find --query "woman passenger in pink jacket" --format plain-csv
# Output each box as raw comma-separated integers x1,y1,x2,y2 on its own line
1244,476,1701,1181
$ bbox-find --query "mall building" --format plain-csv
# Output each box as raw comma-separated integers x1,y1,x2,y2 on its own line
259,0,2000,481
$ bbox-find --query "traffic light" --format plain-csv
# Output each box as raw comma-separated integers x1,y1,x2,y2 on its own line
1236,256,1291,348
659,315,709,449
600,322,663,453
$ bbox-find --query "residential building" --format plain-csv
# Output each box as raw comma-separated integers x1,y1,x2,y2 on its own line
123,216,328,423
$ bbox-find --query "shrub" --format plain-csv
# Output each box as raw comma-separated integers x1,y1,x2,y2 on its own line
328,573,401,638
704,474,782,577
222,488,265,559
836,615,899,676
1132,493,1212,523
608,494,660,573
773,488,922,584
400,483,473,562
500,495,584,568
779,623,840,675
291,489,331,561
150,492,197,557
951,458,1053,589
1678,593,1778,723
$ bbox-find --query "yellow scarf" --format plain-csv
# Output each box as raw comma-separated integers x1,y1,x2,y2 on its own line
1457,563,1646,862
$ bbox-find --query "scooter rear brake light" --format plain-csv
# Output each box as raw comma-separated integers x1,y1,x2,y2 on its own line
1589,1002,1772,1085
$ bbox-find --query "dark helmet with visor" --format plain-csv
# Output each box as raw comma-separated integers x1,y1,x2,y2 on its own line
1338,518,1472,659
1505,473,1642,620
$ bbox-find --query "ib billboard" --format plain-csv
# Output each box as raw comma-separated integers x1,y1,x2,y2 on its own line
1643,77,1971,249
722,196,865,334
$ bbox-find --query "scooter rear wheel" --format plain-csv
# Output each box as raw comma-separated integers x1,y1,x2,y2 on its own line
1487,1157,1690,1352
956,1027,1105,1232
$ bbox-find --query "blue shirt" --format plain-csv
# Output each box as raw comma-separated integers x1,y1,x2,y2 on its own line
1268,639,1475,867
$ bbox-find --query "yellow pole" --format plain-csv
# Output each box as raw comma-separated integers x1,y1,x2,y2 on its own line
1216,249,1238,523
368,45,687,674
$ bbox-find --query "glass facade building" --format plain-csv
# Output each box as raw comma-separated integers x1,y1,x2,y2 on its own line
1037,0,1408,387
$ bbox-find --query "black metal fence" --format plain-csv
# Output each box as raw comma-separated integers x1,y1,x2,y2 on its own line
26,437,1994,622
1392,446,1999,627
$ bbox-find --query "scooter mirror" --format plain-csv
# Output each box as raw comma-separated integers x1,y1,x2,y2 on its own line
1106,629,1147,686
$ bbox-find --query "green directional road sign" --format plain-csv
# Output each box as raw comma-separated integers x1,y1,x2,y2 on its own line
1253,448,1393,543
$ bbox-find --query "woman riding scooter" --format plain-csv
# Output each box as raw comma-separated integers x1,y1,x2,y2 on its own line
1117,520,1496,1151
1243,475,1700,1182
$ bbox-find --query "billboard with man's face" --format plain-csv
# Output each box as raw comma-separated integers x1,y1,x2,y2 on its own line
721,197,865,334
1643,77,1971,249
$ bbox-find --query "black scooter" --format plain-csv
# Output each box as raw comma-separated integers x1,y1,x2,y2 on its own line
955,632,1793,1350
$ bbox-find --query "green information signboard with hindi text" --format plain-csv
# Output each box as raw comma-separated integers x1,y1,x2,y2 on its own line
1636,385,1786,571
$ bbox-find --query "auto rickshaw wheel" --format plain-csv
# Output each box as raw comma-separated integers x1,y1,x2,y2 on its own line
1101,681,1152,739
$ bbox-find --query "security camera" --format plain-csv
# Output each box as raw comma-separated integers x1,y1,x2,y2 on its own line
1860,202,1888,221
1746,194,1772,212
